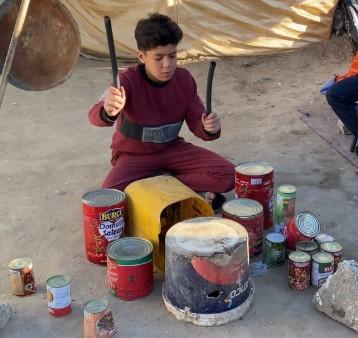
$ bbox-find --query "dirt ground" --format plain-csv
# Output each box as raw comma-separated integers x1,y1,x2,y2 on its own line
1,35,358,337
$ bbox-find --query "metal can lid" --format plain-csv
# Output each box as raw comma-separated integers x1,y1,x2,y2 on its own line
222,198,263,218
315,233,334,244
8,257,32,270
266,232,286,243
107,237,153,265
289,251,311,263
235,161,273,176
320,241,342,253
312,252,334,264
47,275,71,288
296,240,318,252
296,212,320,238
278,184,296,195
84,298,109,314
82,189,125,207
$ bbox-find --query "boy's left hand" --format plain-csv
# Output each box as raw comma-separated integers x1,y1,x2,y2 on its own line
202,112,221,134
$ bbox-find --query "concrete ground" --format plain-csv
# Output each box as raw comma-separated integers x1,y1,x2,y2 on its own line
0,36,357,337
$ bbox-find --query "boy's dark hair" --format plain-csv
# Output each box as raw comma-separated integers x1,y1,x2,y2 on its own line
135,13,183,51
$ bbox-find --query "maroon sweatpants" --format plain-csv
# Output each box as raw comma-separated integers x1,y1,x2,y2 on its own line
102,142,235,193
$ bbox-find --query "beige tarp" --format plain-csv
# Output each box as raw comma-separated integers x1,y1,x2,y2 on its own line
61,0,339,59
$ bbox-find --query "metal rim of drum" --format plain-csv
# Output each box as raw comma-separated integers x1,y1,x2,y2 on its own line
278,184,296,195
312,252,334,264
320,241,342,253
296,240,318,253
84,298,109,314
8,257,32,270
289,251,311,263
266,232,286,244
222,198,263,219
165,217,247,256
82,189,126,207
296,212,320,237
235,161,273,176
47,275,71,288
107,237,153,266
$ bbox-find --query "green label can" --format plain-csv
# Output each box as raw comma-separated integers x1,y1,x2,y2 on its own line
264,232,286,267
311,252,334,287
274,185,296,234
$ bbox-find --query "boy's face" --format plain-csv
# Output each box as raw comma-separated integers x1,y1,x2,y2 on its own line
138,44,177,83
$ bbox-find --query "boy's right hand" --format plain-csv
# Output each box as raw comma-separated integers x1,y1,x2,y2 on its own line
103,86,126,117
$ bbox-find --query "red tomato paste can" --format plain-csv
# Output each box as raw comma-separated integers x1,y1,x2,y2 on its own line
47,275,72,317
320,241,343,273
107,237,153,300
83,298,116,338
222,198,263,256
8,257,36,296
235,162,274,230
82,189,127,265
288,251,311,291
284,211,320,251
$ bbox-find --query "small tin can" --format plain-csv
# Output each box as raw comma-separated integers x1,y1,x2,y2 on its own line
315,233,334,245
288,251,311,291
311,252,334,287
320,241,343,273
47,275,72,317
264,232,286,267
274,184,296,234
84,298,116,338
284,211,320,251
8,257,36,296
82,189,127,265
107,237,153,300
222,198,264,256
296,240,319,256
234,161,274,230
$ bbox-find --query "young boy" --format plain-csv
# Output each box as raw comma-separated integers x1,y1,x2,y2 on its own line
88,13,234,207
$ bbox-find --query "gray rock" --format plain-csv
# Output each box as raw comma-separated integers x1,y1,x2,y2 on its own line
0,303,12,329
313,260,358,332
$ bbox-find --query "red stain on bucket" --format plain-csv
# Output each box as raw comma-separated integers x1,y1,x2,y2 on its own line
235,162,274,230
82,189,127,265
284,212,320,251
107,237,153,301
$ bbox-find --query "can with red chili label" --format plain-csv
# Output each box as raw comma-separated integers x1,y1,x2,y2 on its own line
288,251,311,291
284,212,320,251
8,257,36,296
234,162,274,230
82,189,127,265
222,198,263,256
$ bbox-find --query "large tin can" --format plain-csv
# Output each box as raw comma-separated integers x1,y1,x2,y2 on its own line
47,275,72,317
320,241,343,273
8,257,36,296
274,184,296,234
84,298,116,338
311,252,334,287
82,189,127,265
234,162,274,230
107,237,153,300
264,232,286,267
296,240,319,257
222,198,263,256
288,251,311,291
284,212,320,251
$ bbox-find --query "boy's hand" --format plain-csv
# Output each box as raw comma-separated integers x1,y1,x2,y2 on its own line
202,112,221,134
104,86,126,117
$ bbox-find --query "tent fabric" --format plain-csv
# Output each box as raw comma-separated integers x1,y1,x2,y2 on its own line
60,0,339,59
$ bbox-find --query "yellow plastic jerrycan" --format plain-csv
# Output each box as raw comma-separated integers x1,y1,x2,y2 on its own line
124,176,214,272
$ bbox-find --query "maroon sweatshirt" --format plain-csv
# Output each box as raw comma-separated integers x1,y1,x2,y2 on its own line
88,64,220,161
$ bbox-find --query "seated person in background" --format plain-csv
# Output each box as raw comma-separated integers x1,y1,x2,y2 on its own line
88,13,234,208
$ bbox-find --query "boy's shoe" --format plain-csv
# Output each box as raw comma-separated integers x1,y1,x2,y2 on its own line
211,193,226,212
